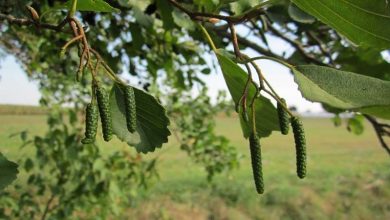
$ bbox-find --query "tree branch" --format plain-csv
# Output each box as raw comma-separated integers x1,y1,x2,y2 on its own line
41,194,56,220
167,0,267,24
364,115,390,156
0,12,67,32
266,20,331,67
209,24,285,61
306,31,334,65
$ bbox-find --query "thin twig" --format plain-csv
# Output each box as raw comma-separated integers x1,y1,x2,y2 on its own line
364,114,390,156
61,35,83,52
41,194,55,220
167,0,273,24
306,31,334,65
250,61,294,116
266,20,331,67
0,12,68,32
209,24,285,61
229,23,242,58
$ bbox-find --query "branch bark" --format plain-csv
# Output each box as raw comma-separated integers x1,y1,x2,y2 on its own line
0,12,67,32
364,115,390,156
209,24,285,61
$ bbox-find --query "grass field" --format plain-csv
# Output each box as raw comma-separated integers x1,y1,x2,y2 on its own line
0,110,389,219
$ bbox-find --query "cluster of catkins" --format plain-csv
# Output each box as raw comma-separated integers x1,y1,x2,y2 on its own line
81,84,137,144
249,98,307,194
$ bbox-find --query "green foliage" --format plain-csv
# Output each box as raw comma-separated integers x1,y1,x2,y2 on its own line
0,153,18,191
292,0,390,49
335,47,390,81
110,84,170,153
81,102,99,144
0,108,158,219
96,85,114,142
249,132,264,194
291,117,307,179
156,0,175,30
167,88,241,181
347,115,365,135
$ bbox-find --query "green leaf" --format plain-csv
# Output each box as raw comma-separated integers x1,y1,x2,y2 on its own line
292,0,390,49
347,115,365,135
133,6,154,28
62,0,120,13
156,0,175,30
172,10,195,31
0,153,19,191
335,47,390,81
293,65,390,111
215,50,280,138
332,115,342,127
360,106,390,120
118,0,151,10
129,23,144,51
110,84,171,153
288,3,315,24
230,0,258,15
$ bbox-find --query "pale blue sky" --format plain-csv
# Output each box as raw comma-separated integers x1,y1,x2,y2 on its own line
0,55,41,105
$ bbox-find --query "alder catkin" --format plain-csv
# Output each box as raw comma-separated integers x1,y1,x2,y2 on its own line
291,116,307,178
96,86,113,142
124,86,137,133
249,132,264,194
81,102,98,144
277,98,290,135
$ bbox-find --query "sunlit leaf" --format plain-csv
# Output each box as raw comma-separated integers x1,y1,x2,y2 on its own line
292,0,390,49
293,65,390,119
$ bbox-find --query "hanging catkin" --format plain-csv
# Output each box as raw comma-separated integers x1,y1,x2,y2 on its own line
291,116,307,178
249,132,264,194
124,86,137,133
81,102,98,144
96,86,113,142
277,98,290,135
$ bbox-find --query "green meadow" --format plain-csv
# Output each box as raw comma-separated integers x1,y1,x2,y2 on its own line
0,107,389,219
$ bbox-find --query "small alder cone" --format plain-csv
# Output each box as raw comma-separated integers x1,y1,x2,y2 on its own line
208,18,220,24
26,6,39,22
96,86,113,142
81,103,99,144
277,98,290,135
124,86,137,133
249,132,264,194
291,117,307,179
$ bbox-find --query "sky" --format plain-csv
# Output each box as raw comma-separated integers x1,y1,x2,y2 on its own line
0,56,41,105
